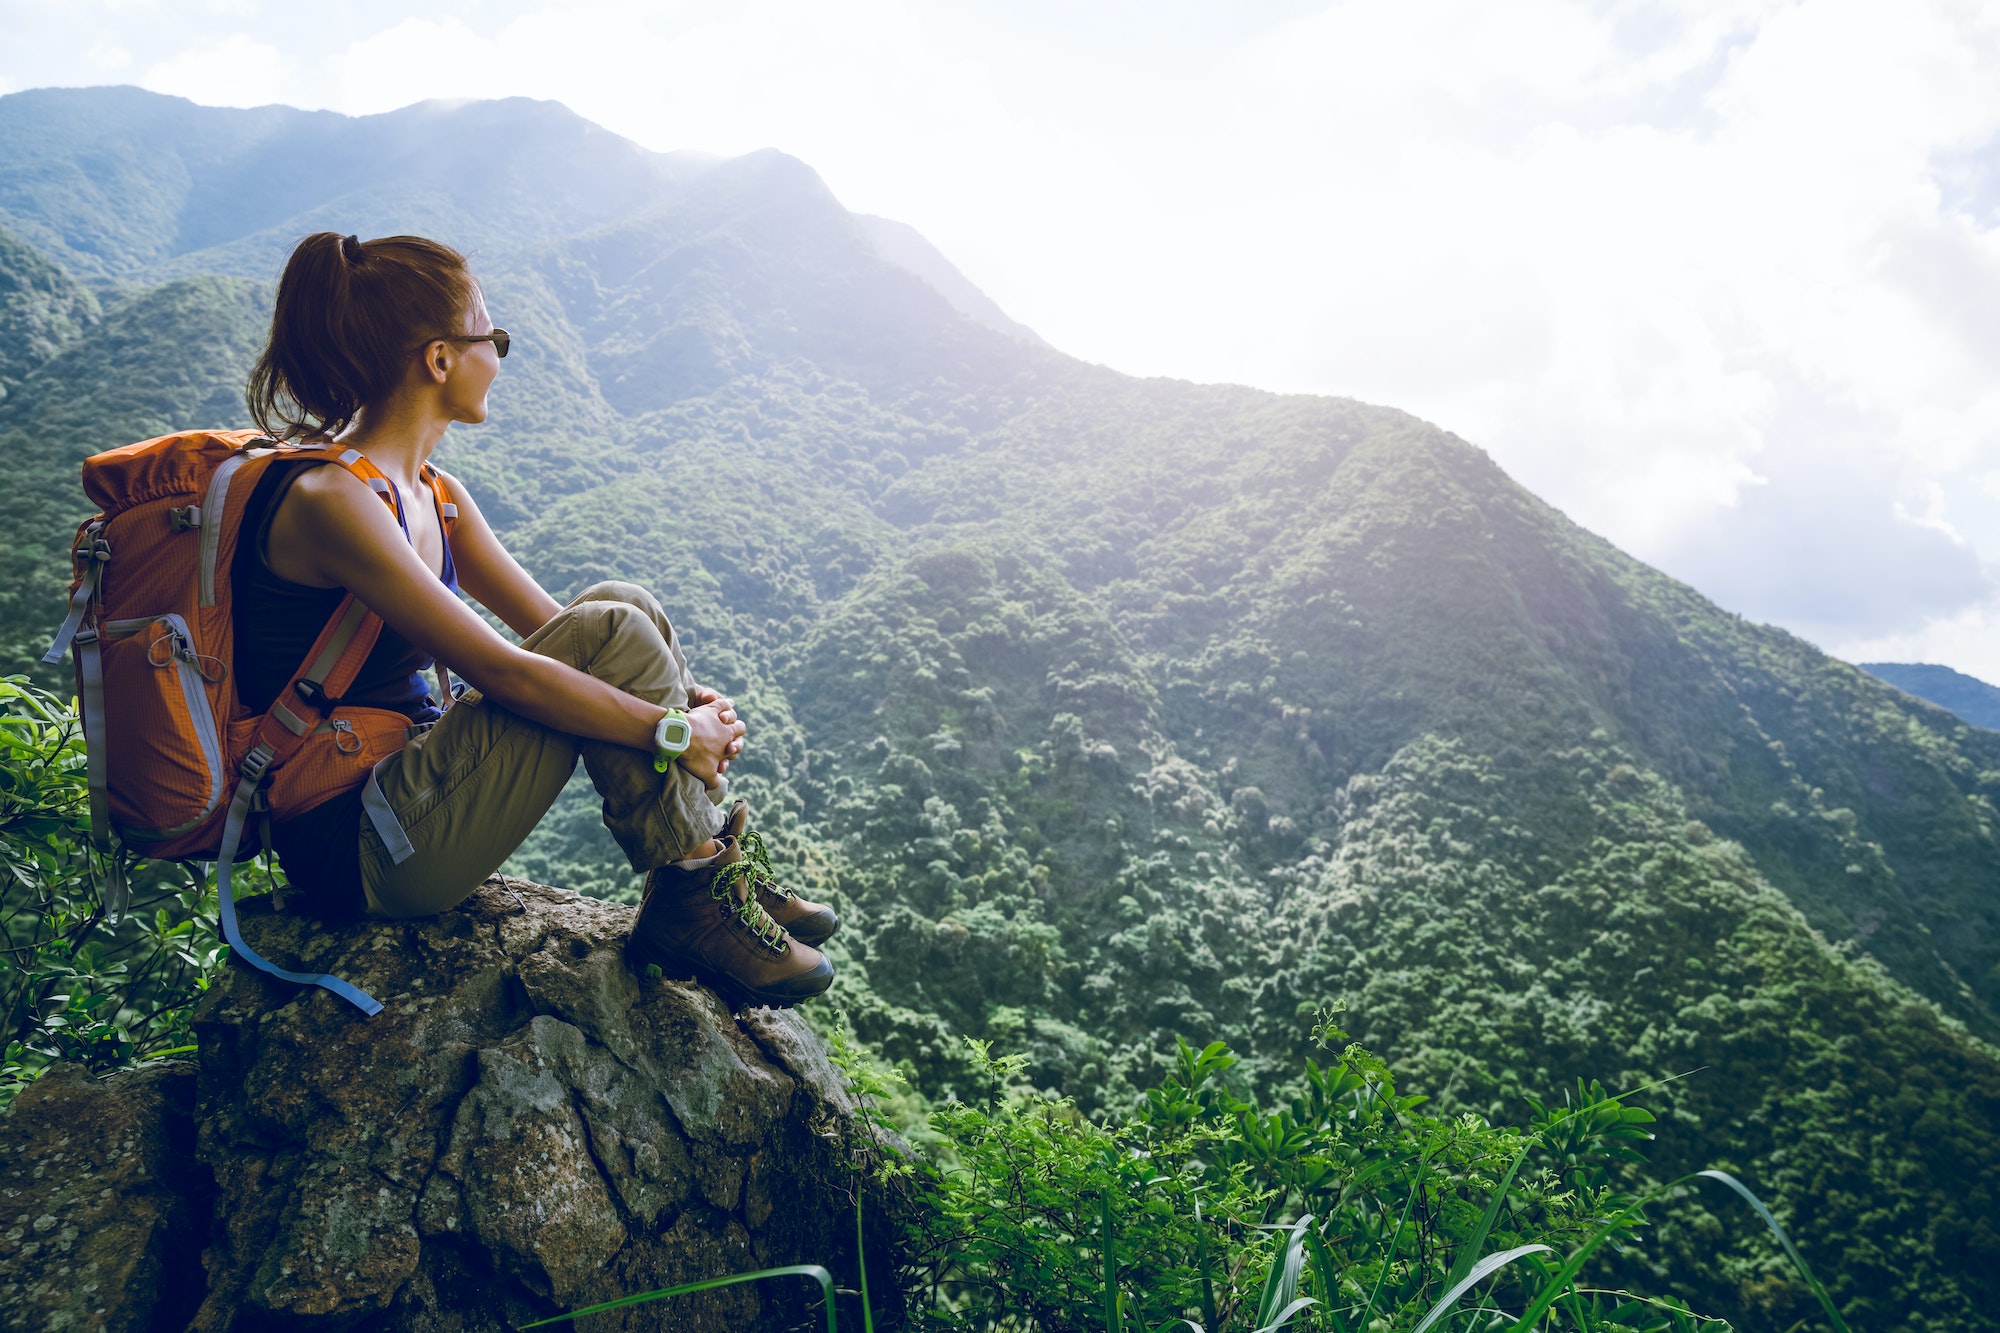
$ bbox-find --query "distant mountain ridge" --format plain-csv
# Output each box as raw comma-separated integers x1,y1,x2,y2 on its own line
2,85,1997,1330
1864,662,2000,731
855,213,1048,345
0,86,1035,348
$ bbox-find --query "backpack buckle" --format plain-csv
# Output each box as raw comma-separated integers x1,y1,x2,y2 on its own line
168,505,202,531
238,744,276,783
73,523,110,570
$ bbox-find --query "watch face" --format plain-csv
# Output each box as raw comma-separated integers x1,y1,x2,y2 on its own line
662,715,693,753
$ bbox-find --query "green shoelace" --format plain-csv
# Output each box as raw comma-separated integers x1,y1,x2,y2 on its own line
737,829,796,902
713,845,787,951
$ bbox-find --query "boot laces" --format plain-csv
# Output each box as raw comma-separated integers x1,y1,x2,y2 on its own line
738,829,796,902
713,852,787,951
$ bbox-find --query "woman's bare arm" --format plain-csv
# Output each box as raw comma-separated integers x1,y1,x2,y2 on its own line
438,472,561,638
264,465,742,773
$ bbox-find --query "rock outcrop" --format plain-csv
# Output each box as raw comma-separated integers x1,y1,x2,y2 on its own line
0,1062,210,1333
1,877,897,1333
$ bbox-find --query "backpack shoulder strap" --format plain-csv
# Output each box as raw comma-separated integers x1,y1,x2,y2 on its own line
420,462,458,536
214,443,422,1019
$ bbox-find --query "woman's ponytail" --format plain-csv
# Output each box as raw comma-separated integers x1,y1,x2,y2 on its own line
247,231,477,441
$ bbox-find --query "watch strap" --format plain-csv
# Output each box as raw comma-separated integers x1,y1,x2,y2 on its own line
653,708,692,772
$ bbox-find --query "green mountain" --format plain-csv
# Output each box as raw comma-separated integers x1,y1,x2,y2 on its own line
3,86,1997,1330
0,224,97,399
1865,661,2000,731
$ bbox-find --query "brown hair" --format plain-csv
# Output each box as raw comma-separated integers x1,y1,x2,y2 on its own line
246,232,479,440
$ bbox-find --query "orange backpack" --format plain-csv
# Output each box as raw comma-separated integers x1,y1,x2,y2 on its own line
44,430,457,1015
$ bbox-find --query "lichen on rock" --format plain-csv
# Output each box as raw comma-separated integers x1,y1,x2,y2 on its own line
0,1061,210,1333
184,876,891,1332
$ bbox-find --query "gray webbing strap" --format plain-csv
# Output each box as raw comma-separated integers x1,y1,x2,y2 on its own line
303,600,370,689
74,628,127,922
75,631,110,849
98,847,128,925
42,544,103,665
215,748,382,1016
199,455,248,607
361,764,416,866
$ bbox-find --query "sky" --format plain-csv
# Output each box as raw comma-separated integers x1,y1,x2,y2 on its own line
5,0,2000,679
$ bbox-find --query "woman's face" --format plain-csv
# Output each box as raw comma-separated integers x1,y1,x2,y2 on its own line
441,289,501,425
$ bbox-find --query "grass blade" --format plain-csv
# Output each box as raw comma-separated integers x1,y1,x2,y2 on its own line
1502,1170,1728,1333
1696,1170,1851,1333
1255,1214,1312,1324
855,1192,876,1333
518,1263,837,1330
1303,1223,1352,1333
1193,1199,1220,1332
1443,1140,1532,1291
1410,1244,1552,1333
1104,1189,1122,1333
1250,1295,1320,1333
1357,1148,1436,1329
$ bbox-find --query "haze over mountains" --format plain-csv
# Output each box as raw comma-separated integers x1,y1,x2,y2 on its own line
3,86,1998,1330
1863,662,2000,732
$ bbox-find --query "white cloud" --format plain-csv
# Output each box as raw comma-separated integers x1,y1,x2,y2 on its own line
83,42,133,74
5,0,2000,679
140,32,293,102
1841,598,2000,684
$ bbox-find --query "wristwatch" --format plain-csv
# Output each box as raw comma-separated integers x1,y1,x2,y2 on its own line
653,708,692,772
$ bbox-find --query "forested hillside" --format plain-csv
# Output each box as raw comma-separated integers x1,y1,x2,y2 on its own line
4,86,1998,1330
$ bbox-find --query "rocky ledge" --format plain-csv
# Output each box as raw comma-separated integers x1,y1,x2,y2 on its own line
1,878,898,1333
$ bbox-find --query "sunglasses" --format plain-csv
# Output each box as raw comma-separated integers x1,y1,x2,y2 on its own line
446,329,510,358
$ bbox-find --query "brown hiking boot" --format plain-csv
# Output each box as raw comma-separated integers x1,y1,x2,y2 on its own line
627,836,834,1010
721,800,841,948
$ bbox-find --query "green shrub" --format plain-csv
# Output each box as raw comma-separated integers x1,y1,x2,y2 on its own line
0,677,235,1103
0,688,1859,1332
889,1011,1740,1332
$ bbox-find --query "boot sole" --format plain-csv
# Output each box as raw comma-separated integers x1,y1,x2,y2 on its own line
625,935,833,1012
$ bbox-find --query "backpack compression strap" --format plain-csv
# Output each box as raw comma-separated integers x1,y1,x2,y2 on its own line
213,446,430,1017
214,591,387,1013
43,520,125,919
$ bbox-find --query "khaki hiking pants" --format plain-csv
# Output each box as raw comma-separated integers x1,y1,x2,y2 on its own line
357,581,726,919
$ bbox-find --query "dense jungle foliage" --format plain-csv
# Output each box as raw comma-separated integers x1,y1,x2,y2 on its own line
884,1029,1800,1333
3,86,1999,1329
0,684,1834,1332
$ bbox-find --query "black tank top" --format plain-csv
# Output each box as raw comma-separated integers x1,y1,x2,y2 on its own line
235,458,457,721
232,458,458,915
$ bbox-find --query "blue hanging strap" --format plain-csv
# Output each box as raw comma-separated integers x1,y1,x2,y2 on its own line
215,744,382,1016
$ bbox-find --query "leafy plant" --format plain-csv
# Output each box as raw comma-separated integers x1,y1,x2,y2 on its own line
2,151,1997,1326
546,1023,1853,1333
0,677,236,1103
893,1031,1728,1332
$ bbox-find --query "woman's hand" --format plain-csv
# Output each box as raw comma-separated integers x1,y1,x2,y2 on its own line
689,687,745,760
680,698,746,790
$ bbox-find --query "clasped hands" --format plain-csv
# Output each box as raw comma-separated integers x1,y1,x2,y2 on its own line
679,685,746,789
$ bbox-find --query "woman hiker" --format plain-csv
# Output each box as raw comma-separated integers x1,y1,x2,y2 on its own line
235,230,835,1009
